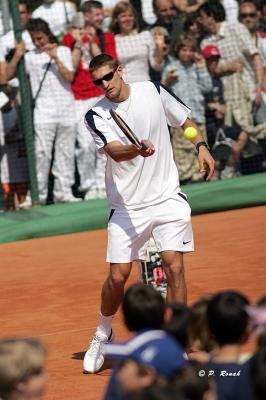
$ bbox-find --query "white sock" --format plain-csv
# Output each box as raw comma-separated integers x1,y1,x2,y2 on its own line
95,312,113,338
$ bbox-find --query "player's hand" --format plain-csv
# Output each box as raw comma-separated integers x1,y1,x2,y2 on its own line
138,140,155,157
197,146,215,181
164,70,178,86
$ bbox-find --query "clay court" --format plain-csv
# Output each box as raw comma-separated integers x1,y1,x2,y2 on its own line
1,205,266,400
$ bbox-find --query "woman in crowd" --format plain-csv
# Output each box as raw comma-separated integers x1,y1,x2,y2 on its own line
24,18,78,204
110,1,167,83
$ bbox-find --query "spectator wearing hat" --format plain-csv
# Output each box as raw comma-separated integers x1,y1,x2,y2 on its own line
105,330,187,398
203,44,250,178
102,283,174,399
63,0,117,200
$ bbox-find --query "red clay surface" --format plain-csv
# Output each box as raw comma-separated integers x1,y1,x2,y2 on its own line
1,206,266,400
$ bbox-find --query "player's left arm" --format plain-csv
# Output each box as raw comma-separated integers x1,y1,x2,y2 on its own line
181,118,215,181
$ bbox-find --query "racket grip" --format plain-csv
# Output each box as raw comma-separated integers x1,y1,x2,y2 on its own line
140,142,148,150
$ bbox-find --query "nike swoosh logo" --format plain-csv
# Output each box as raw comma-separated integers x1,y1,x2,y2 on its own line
183,241,191,245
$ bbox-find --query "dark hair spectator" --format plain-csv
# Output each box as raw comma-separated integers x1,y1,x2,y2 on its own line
164,303,191,349
81,0,103,13
207,290,250,345
197,1,226,22
27,17,58,43
122,283,165,331
250,348,266,400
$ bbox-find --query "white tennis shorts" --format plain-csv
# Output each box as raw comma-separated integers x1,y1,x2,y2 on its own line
107,194,194,263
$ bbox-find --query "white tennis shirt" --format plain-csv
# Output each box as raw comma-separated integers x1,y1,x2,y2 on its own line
85,81,191,210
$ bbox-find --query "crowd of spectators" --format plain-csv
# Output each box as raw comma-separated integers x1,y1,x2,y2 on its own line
1,283,266,400
1,0,266,209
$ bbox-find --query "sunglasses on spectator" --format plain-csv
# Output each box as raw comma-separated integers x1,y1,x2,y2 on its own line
93,70,116,86
240,12,257,18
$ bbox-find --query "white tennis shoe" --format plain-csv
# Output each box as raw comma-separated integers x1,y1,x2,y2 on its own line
83,329,114,373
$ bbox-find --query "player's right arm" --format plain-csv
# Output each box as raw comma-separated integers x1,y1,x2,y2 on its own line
104,140,154,162
85,109,154,162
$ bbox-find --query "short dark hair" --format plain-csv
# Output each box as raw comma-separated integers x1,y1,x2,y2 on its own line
89,53,118,73
81,0,103,13
122,283,165,332
18,0,30,11
27,18,57,43
173,360,214,400
164,303,191,349
207,291,250,345
198,1,226,22
250,350,266,400
239,0,258,10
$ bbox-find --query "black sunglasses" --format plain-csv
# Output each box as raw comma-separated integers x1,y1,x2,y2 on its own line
240,12,257,18
93,70,116,86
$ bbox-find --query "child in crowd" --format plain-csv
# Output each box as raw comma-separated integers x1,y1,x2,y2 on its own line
206,290,251,400
164,303,191,351
0,86,28,210
188,296,217,362
103,283,187,400
162,33,212,184
202,44,249,179
0,338,47,400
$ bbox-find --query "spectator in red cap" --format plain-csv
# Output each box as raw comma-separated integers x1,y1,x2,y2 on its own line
203,44,249,178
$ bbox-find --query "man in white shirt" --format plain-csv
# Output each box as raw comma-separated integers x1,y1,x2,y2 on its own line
82,53,215,374
0,1,34,83
32,0,76,38
239,0,266,123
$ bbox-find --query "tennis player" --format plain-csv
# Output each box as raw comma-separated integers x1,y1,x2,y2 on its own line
83,53,215,373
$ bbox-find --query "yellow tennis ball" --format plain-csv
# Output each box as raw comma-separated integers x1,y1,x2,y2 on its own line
184,127,198,141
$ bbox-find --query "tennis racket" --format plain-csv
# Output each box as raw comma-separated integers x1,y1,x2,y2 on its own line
109,109,147,150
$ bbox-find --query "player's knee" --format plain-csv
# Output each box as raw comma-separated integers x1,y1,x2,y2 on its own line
108,271,128,288
164,260,184,278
